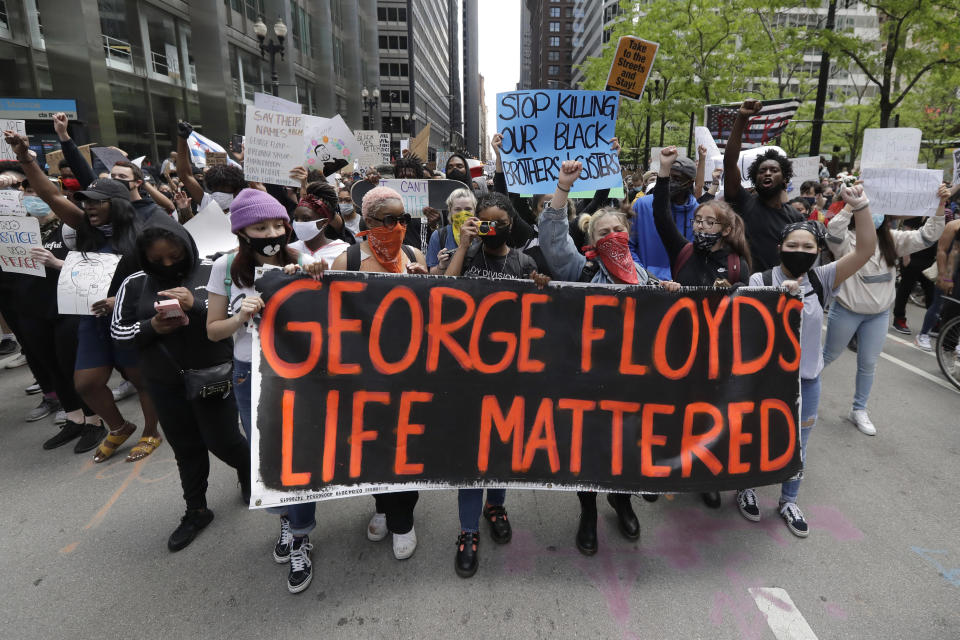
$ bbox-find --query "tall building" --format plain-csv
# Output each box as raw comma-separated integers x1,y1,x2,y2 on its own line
524,0,576,90
570,0,621,88
446,0,463,152
478,73,488,162
518,2,532,89
461,0,479,157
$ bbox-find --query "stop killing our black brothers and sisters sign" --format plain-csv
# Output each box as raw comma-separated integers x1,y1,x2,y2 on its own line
249,272,803,508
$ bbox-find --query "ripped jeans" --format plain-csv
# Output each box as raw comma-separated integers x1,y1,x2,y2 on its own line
779,376,820,505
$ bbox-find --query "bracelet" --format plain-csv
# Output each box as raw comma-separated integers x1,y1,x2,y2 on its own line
851,201,870,212
557,185,570,192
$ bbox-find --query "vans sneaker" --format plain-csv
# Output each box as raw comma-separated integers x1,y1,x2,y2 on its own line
779,501,809,537
736,489,761,522
287,536,314,594
273,516,293,563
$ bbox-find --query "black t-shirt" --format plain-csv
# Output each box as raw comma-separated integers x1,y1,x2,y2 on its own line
12,221,68,321
462,245,537,280
729,188,804,273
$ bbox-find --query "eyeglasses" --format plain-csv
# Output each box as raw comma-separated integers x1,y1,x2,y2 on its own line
693,217,719,229
80,199,106,210
367,213,412,229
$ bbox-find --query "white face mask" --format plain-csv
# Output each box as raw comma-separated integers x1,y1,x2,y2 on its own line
210,191,235,210
339,203,354,215
292,219,324,242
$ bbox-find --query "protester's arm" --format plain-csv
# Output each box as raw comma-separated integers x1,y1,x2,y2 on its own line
893,185,950,257
173,190,194,223
110,274,166,347
652,147,688,262
175,122,205,203
52,113,97,188
723,100,761,201
444,218,477,277
492,133,504,175
833,185,879,286
3,130,85,228
695,144,707,199
538,160,587,282
935,220,960,293
825,204,853,258
143,181,175,213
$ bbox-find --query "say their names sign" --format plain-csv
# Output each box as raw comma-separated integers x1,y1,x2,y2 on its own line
496,90,621,194
0,215,44,276
605,36,659,100
861,167,944,217
243,106,304,188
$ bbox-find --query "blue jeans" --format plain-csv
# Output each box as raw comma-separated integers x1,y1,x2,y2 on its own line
780,376,820,504
457,489,506,533
920,289,943,335
822,304,889,411
234,359,316,535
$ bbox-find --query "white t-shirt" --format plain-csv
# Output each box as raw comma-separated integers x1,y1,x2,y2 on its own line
206,250,315,362
343,213,361,236
288,239,349,267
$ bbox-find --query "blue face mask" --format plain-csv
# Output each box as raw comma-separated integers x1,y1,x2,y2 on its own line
23,195,51,217
872,213,885,229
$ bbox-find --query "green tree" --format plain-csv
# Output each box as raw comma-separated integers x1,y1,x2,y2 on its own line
898,67,960,167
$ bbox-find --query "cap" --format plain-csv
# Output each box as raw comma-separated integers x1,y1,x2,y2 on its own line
74,178,131,202
671,156,697,180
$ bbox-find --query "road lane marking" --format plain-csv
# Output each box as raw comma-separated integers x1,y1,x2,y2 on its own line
878,351,960,394
749,587,818,640
885,332,935,358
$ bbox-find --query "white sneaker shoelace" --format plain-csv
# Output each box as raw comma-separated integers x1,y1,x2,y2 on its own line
278,517,292,547
739,489,757,508
290,541,313,572
780,502,804,522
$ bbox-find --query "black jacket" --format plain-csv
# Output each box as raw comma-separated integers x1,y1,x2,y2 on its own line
111,213,231,384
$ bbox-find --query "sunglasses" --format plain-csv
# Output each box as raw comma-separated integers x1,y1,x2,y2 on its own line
367,213,412,229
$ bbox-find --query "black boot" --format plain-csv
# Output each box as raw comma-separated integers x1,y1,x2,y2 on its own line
482,504,512,544
701,492,721,509
576,511,598,555
168,508,214,552
607,494,640,540
455,531,479,578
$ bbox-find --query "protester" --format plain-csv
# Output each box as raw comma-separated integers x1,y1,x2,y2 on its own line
6,129,163,462
337,187,360,235
391,154,439,252
723,100,805,272
822,185,948,436
891,217,938,334
111,214,250,552
425,187,476,274
740,185,877,537
288,181,350,266
175,122,246,213
915,216,960,350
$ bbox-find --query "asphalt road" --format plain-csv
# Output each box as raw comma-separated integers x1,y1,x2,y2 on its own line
0,301,957,640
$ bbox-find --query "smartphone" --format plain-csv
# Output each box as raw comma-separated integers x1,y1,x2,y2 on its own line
154,298,185,319
232,134,244,151
477,221,497,236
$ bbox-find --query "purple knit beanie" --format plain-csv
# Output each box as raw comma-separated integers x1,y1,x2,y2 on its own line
229,188,289,233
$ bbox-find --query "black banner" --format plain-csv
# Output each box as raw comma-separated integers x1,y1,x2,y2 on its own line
250,272,802,506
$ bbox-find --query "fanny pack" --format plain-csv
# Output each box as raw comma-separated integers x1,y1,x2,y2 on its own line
158,343,233,400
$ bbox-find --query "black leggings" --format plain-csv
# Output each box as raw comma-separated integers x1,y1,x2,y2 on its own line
894,256,935,318
147,380,250,511
16,314,91,414
373,491,419,534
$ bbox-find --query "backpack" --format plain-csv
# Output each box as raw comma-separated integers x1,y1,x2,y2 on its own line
346,243,416,271
673,242,741,283
762,267,824,308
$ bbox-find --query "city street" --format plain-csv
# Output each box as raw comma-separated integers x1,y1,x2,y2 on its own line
0,301,957,640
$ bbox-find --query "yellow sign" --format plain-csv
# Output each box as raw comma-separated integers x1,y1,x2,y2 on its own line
605,36,659,101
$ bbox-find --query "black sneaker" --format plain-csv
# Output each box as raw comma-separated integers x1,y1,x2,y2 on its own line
641,493,659,502
168,508,215,552
482,504,512,544
0,338,17,356
74,422,107,454
42,420,84,450
737,489,761,522
455,531,479,578
273,516,293,563
287,536,313,594
892,317,911,334
779,501,809,538
701,492,722,509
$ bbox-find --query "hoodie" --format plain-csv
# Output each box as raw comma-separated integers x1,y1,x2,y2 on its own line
629,190,698,280
111,213,232,384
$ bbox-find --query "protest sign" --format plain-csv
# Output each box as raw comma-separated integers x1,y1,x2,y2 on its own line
351,179,465,216
952,148,960,186
44,144,94,176
253,92,302,115
649,147,687,173
57,251,121,314
519,186,626,200
248,272,802,507
0,119,26,161
352,130,383,169
184,200,235,258
705,100,800,148
860,128,921,169
304,114,360,169
379,134,391,164
243,106,304,188
860,167,944,217
0,191,25,216
695,126,721,162
436,151,454,174
0,215,44,276
496,90,621,194
205,151,227,167
399,139,410,156
90,146,128,172
379,179,429,218
789,156,821,191
604,36,658,100
409,124,431,161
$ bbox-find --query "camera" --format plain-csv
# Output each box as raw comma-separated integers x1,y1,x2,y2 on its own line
477,221,497,236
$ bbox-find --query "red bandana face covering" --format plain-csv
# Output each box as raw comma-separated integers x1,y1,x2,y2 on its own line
361,225,406,273
584,231,638,284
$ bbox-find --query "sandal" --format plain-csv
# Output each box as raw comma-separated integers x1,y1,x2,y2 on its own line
93,423,135,463
126,436,162,462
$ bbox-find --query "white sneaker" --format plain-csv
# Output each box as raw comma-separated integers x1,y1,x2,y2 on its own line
367,512,387,541
914,334,932,351
3,353,26,369
392,527,417,560
847,409,876,436
54,410,66,426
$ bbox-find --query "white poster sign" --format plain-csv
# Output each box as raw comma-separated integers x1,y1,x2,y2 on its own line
694,126,722,167
789,156,821,191
353,130,383,169
253,92,302,115
243,106,304,188
303,115,361,170
860,128,922,169
0,191,25,216
861,167,944,217
0,119,26,161
380,178,429,218
0,215,44,276
649,147,687,173
57,251,121,314
953,148,960,186
184,200,235,258
379,133,391,164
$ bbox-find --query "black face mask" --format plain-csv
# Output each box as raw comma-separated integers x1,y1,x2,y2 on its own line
447,169,470,184
242,233,288,257
669,180,692,199
780,250,818,277
693,231,722,250
802,196,816,207
150,260,191,284
480,228,510,250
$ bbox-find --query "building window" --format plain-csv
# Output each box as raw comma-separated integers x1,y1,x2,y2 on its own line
549,36,559,46
244,0,263,21
565,7,572,17
379,62,408,78
379,6,407,22
549,7,560,17
548,51,559,61
549,21,560,32
379,35,407,50
290,4,311,57
548,65,559,75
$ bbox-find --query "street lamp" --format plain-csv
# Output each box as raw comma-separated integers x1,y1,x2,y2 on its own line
384,90,400,153
403,113,416,136
362,87,380,130
253,16,287,97
642,77,662,172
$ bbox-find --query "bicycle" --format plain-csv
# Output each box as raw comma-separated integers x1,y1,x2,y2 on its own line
935,295,960,390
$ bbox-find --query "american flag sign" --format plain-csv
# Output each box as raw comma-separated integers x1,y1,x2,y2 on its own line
704,99,800,148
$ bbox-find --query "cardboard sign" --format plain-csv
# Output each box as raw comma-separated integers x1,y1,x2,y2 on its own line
90,146,128,173
0,119,26,161
352,130,383,169
0,191,25,216
243,106,304,188
409,123,431,161
184,200,236,258
45,144,94,176
350,179,466,218
604,36,658,100
861,167,944,217
57,251,121,314
379,134,391,164
249,271,802,507
205,151,227,167
0,215,44,276
496,90,621,194
860,128,922,169
253,92,303,115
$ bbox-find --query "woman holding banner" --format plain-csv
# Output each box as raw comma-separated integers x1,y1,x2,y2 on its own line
538,159,680,555
821,185,948,436
741,184,877,537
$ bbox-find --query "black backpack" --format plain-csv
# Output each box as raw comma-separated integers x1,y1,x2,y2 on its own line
762,268,824,307
345,243,416,271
